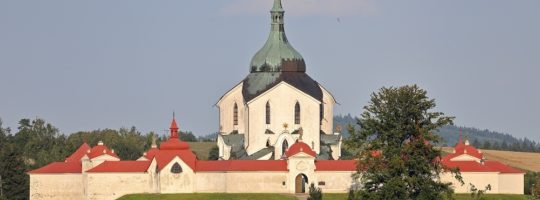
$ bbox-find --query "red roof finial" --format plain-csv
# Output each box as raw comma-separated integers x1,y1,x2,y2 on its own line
170,112,179,139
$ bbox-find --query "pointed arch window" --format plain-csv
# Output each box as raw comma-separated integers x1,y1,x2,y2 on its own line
171,162,182,174
294,102,301,124
233,103,238,126
266,101,271,124
282,140,289,157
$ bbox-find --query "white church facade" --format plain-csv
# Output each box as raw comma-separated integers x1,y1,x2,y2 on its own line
27,1,524,199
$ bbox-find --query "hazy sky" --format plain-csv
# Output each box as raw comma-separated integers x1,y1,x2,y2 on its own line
1,0,539,141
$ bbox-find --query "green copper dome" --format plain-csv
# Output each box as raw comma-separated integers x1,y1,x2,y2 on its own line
250,0,306,73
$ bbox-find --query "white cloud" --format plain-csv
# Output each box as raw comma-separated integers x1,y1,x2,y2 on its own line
222,0,376,17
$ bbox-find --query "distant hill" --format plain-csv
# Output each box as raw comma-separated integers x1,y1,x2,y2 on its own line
334,115,540,152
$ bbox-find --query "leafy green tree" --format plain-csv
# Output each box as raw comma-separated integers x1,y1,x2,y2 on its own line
472,139,481,148
307,183,322,200
0,144,28,200
346,85,461,200
482,140,492,149
180,131,197,142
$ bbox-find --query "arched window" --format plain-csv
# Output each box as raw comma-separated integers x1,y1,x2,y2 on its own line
233,103,238,126
171,162,182,174
282,140,289,156
294,102,301,124
266,101,271,124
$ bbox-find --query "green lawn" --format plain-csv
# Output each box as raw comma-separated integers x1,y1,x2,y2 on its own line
453,194,530,200
322,193,529,200
117,193,297,200
118,193,529,200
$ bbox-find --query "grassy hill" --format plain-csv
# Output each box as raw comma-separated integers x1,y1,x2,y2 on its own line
441,147,540,172
188,142,216,160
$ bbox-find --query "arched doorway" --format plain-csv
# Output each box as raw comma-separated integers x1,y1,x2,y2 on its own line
295,174,308,193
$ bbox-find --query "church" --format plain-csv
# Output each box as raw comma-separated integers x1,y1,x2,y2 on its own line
27,1,524,200
215,0,340,161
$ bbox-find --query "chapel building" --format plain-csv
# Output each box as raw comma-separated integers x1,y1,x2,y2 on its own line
216,0,341,161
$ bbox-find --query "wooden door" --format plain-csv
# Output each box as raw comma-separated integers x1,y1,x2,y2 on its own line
295,174,302,193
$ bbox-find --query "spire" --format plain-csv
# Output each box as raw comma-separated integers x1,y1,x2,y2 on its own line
272,0,283,12
170,113,179,139
250,0,306,73
272,0,284,13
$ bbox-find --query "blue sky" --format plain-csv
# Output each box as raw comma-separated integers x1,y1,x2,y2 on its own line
1,0,539,141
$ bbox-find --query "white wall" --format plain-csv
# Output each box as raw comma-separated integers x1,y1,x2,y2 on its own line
29,174,83,200
86,173,153,200
315,171,355,193
498,174,524,194
247,83,321,155
441,172,500,193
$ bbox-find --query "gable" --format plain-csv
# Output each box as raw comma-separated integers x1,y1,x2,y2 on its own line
216,81,244,106
449,154,482,162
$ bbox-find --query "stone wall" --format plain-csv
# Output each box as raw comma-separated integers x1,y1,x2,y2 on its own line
315,171,355,193
86,173,153,200
441,172,500,193
498,174,524,194
29,174,83,200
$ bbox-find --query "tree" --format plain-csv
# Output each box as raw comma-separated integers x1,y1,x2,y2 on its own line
346,85,461,200
0,144,28,200
472,139,481,148
208,146,220,160
307,183,323,200
482,140,492,149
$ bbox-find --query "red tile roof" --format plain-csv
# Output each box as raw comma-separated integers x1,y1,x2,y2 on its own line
196,160,288,172
87,161,152,173
442,160,523,173
87,144,119,159
160,138,190,150
65,143,91,163
285,141,317,157
143,147,160,159
28,162,81,174
452,142,483,159
315,160,357,171
440,140,524,174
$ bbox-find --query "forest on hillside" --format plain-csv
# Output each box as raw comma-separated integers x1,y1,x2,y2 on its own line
335,114,540,152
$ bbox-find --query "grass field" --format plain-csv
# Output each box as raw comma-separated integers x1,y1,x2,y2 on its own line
117,193,297,200
188,142,216,160
324,193,530,200
441,147,540,172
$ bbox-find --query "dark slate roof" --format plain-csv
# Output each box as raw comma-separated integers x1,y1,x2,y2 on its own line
320,134,341,146
221,134,248,159
317,145,334,160
242,72,322,102
244,147,275,160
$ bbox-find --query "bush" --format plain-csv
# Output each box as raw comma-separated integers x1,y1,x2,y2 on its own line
307,183,322,200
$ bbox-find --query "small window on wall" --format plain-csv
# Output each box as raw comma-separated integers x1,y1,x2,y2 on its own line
294,102,301,124
233,103,239,126
266,101,271,124
171,162,182,174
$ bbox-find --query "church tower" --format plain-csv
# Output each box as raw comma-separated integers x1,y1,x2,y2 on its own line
216,0,340,160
